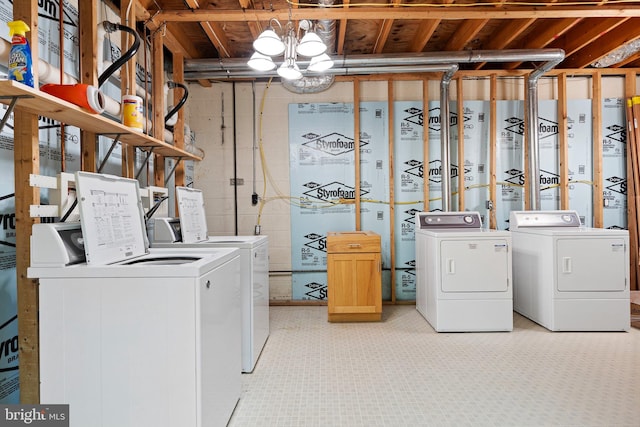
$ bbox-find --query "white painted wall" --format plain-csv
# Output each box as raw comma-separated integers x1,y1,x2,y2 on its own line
186,75,631,301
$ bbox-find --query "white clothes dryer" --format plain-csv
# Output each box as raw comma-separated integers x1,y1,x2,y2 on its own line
149,186,269,373
510,210,630,331
28,172,242,427
415,211,513,332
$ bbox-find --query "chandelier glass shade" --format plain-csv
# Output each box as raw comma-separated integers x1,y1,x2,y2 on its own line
252,28,285,57
308,53,334,72
247,52,276,71
248,18,332,80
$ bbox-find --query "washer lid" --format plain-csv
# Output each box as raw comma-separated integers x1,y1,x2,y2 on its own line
75,171,148,265
176,187,208,243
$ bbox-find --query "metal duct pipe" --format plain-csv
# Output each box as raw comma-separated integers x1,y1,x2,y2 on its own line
525,56,563,210
527,80,541,210
439,66,458,212
184,49,565,75
185,64,459,80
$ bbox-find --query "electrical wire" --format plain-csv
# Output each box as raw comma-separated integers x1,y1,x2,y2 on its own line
165,81,189,127
144,196,169,222
98,22,141,88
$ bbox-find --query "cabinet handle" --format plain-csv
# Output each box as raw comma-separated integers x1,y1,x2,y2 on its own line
206,280,211,289
447,258,455,274
562,257,572,274
348,243,361,248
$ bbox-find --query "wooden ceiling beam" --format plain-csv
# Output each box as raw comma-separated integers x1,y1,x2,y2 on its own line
200,21,234,58
150,6,640,23
548,17,630,57
409,20,440,52
373,19,394,54
337,0,349,55
453,0,503,53
444,19,489,51
372,0,404,54
562,18,640,68
473,19,536,69
409,0,453,52
505,18,581,69
137,0,212,86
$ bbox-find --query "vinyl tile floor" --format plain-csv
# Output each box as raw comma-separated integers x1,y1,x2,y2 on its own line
228,305,640,427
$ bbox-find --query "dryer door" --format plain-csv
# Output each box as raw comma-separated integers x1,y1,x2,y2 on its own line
556,238,627,292
440,239,510,292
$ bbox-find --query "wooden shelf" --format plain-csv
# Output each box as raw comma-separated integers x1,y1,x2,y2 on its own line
0,79,201,161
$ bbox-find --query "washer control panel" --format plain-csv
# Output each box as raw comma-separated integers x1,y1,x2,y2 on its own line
417,212,482,229
509,210,581,230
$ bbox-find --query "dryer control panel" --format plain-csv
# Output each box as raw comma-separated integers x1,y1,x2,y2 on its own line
416,212,482,229
509,210,581,230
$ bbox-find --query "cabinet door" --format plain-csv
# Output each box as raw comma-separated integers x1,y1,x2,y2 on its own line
328,252,381,315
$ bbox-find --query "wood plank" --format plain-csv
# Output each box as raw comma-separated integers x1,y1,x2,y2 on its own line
152,29,166,187
506,18,582,69
558,73,569,209
123,0,136,179
625,97,638,291
625,76,639,291
445,19,489,51
13,0,39,405
562,18,640,68
0,81,201,160
14,110,40,405
523,77,530,210
423,78,429,211
337,0,349,55
409,20,441,52
152,6,640,23
489,74,497,229
388,80,395,304
79,0,99,172
548,17,630,58
373,0,403,54
173,53,186,188
354,78,361,231
373,19,394,54
592,72,604,227
200,21,234,58
625,72,639,292
474,19,536,69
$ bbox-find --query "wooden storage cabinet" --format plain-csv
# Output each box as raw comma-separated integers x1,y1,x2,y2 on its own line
327,231,382,322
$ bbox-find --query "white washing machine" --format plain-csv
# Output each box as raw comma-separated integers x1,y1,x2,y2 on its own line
149,186,269,373
510,210,630,331
28,172,242,427
415,211,513,332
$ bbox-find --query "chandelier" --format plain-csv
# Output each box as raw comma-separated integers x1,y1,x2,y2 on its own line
247,18,334,80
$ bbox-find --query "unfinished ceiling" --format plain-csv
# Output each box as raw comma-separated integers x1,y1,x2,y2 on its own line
134,0,640,82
